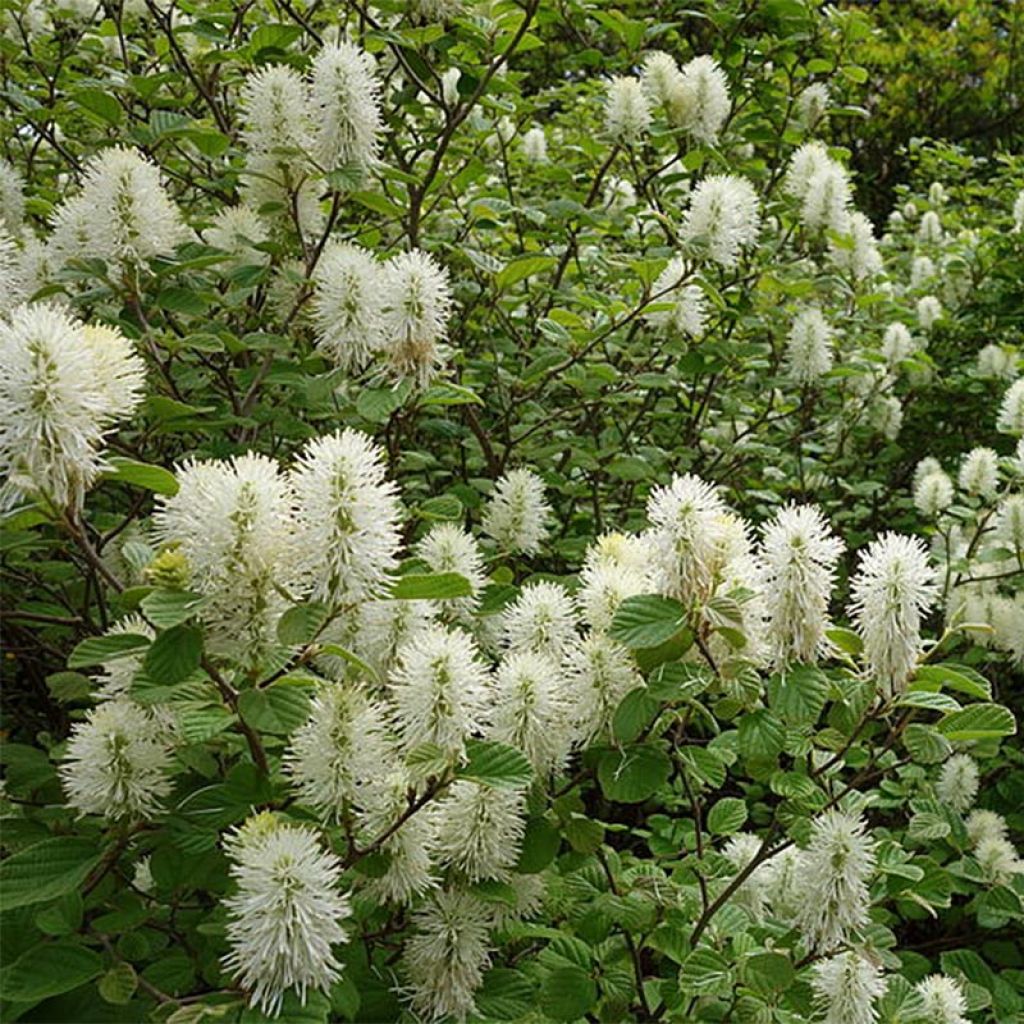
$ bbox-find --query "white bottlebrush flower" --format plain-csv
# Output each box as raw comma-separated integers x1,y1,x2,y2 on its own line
996,378,1024,435
640,50,681,106
201,205,269,268
605,76,651,143
285,682,394,816
914,975,969,1024
350,597,436,677
722,832,771,921
356,770,438,905
522,125,547,164
763,845,807,921
290,429,401,605
441,66,461,106
501,581,578,661
311,242,384,372
975,835,1024,886
811,951,886,1024
563,633,642,743
918,209,943,244
797,81,830,130
417,522,487,619
489,650,572,774
976,343,1017,380
936,753,979,813
404,889,492,1022
389,624,492,757
0,303,145,511
378,249,453,388
223,815,351,1017
577,532,653,631
243,152,324,236
966,809,1009,847
92,614,155,701
1014,190,1024,232
871,394,903,441
669,54,730,144
75,146,186,265
957,446,999,499
849,533,938,697
153,452,295,664
310,41,383,171
882,322,916,365
914,457,945,489
681,174,760,268
917,295,944,332
481,468,551,555
796,810,877,952
829,211,882,282
647,257,706,338
995,494,1024,550
0,157,24,234
785,307,834,383
238,63,312,155
60,701,173,820
430,781,526,881
759,503,844,669
0,229,22,315
646,472,730,607
785,141,833,200
911,254,936,289
801,160,853,234
605,176,638,221
914,471,955,519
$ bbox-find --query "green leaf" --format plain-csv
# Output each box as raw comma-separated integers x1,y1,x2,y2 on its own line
744,952,794,994
140,589,207,629
74,87,122,125
406,742,449,778
608,594,687,649
495,255,556,290
597,743,671,803
738,709,785,760
238,682,312,735
938,704,1016,742
144,624,202,685
98,962,138,1005
706,797,748,835
0,837,102,911
825,627,863,656
458,740,533,788
477,968,535,1021
768,666,829,726
418,495,463,521
277,602,330,645
912,663,992,702
539,965,597,1021
0,940,103,1001
904,723,953,764
516,817,561,873
101,457,179,495
356,387,402,423
389,572,472,600
612,687,658,742
680,948,731,994
68,632,150,668
564,814,604,854
47,671,92,703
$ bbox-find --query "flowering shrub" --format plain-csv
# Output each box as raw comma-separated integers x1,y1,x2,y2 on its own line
1,2,1023,1023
